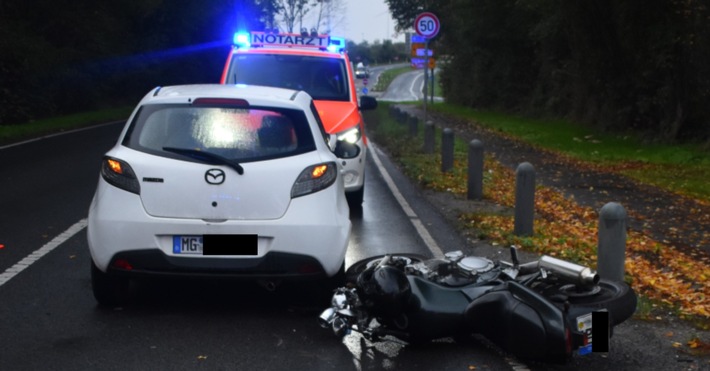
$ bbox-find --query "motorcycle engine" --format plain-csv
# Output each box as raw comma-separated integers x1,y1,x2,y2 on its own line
407,251,496,287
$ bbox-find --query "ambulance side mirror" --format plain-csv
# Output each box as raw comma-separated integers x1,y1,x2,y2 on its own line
328,134,338,152
359,96,378,111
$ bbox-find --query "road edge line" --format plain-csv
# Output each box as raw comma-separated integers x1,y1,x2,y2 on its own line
369,142,444,258
0,219,88,287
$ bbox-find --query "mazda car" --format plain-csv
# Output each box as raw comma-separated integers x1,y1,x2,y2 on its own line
88,84,351,306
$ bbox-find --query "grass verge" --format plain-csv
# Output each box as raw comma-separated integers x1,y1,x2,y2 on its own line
0,107,133,146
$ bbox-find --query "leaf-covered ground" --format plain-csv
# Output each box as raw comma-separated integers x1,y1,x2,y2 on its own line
386,106,710,323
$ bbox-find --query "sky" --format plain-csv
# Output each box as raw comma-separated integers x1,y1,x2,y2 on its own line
303,0,406,44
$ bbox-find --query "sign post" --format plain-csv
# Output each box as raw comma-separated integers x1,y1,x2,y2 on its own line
414,12,440,125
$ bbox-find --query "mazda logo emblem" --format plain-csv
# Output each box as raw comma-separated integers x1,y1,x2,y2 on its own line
205,169,225,185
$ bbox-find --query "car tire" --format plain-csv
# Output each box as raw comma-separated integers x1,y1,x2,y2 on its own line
346,180,365,208
91,261,130,307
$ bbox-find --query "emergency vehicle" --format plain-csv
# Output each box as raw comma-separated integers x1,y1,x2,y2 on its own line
221,31,377,206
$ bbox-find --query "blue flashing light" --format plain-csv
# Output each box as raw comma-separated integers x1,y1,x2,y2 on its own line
327,37,345,52
233,32,250,48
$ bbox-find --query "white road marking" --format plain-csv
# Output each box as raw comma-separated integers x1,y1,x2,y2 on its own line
369,142,444,258
0,219,88,287
0,120,123,150
408,71,424,101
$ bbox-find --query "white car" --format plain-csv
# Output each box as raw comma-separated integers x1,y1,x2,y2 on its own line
87,84,351,306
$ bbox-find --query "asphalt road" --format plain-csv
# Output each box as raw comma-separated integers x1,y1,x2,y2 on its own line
1,74,705,370
0,121,515,370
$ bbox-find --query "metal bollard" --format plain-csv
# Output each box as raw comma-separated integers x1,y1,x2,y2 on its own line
423,121,435,153
514,162,535,236
441,128,454,172
467,140,484,200
398,109,407,125
597,202,627,281
408,115,418,137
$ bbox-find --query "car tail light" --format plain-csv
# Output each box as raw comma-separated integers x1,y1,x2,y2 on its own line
101,156,140,194
291,162,337,198
111,259,133,270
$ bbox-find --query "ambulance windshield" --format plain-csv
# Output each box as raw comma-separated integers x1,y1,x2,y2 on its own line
228,54,349,102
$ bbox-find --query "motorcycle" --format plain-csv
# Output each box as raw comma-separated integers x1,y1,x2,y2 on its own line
319,247,637,363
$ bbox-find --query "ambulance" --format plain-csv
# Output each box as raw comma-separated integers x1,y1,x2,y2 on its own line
221,31,377,206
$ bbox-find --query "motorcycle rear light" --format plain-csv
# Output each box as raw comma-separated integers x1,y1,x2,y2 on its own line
291,162,337,198
111,259,133,271
101,156,140,194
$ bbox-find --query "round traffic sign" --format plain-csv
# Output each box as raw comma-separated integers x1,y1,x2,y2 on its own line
414,12,440,39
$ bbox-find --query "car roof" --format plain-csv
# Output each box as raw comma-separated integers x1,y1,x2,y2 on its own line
140,84,312,109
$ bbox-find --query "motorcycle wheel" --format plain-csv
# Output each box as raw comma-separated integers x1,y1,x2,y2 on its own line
345,253,428,284
556,279,637,326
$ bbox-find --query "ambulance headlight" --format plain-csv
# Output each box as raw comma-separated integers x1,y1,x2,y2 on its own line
337,127,361,144
233,32,250,48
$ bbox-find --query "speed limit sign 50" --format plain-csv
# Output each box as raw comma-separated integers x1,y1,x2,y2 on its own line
414,12,440,39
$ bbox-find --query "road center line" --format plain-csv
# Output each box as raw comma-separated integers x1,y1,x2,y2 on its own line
369,142,444,258
0,219,88,287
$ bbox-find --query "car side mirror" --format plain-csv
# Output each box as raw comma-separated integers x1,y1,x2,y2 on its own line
359,95,378,111
327,134,338,152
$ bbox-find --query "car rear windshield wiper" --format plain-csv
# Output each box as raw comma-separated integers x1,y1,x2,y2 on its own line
162,147,244,175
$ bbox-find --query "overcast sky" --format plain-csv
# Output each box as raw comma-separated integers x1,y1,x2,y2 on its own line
304,0,406,44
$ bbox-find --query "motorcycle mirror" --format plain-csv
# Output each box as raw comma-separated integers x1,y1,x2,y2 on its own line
510,246,520,267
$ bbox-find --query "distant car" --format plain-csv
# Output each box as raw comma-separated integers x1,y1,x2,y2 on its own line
87,84,351,306
221,31,377,206
355,63,370,79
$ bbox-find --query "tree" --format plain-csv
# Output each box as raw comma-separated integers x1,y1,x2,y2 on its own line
276,0,311,33
311,0,347,34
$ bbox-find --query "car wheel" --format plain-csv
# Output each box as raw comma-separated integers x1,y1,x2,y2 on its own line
346,184,365,208
91,261,130,307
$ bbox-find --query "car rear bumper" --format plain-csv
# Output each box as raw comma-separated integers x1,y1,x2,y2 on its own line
106,249,330,280
88,178,351,278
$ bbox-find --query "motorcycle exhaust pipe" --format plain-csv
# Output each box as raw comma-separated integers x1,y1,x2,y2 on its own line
539,255,599,287
319,307,337,328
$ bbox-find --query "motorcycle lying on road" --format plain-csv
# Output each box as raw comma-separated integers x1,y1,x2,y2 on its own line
319,248,637,363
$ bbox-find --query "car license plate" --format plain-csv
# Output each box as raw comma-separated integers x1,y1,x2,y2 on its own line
173,235,257,256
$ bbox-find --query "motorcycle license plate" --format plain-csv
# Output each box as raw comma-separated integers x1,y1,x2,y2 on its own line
172,235,258,255
577,311,609,355
577,313,593,355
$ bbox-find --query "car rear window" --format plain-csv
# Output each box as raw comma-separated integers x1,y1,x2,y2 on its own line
226,54,349,102
123,104,316,162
